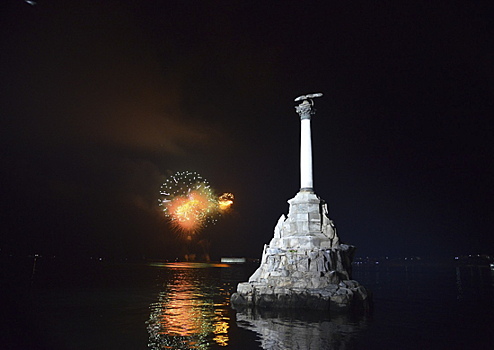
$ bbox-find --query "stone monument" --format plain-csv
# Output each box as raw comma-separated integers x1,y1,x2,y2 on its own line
231,93,371,312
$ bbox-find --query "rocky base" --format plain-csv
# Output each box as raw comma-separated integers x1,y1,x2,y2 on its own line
231,243,372,312
231,191,372,312
231,279,371,312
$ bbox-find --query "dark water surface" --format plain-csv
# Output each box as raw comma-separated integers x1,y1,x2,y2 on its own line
2,258,493,349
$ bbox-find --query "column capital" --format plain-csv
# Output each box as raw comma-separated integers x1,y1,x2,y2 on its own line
294,93,322,120
295,100,314,120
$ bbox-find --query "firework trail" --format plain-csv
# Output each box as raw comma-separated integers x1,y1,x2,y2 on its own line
159,171,234,235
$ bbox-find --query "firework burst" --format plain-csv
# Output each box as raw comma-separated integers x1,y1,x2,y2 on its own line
218,193,234,212
159,171,233,235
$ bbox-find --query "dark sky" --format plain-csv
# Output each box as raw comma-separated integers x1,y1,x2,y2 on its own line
1,0,493,260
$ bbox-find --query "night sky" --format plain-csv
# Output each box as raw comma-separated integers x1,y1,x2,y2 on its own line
1,0,493,261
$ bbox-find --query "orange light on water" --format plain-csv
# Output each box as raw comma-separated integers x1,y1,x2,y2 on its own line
147,269,231,348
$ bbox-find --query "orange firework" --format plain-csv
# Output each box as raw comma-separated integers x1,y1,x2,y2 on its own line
218,193,234,212
167,190,215,233
159,171,234,235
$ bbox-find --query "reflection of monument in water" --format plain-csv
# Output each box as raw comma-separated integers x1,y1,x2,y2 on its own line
236,308,367,349
146,263,230,349
231,93,371,312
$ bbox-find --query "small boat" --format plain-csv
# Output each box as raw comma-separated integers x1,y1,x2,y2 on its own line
221,257,246,264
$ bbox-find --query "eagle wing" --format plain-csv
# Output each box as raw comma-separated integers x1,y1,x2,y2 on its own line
294,93,323,102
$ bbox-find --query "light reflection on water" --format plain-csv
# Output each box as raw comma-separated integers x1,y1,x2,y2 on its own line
234,307,368,350
146,263,232,349
144,262,494,349
145,262,370,350
8,259,494,349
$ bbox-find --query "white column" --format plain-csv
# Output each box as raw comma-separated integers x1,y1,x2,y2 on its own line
300,117,313,191
295,95,321,192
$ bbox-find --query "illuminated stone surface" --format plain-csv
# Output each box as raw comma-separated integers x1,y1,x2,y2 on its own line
230,190,370,311
231,94,371,311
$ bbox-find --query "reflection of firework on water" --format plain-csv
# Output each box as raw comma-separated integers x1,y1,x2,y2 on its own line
146,268,231,349
159,171,234,234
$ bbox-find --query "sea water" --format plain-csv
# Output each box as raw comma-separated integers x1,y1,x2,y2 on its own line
2,258,493,349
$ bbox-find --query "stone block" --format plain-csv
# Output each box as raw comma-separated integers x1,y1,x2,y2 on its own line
320,241,332,249
335,287,354,299
342,280,359,289
237,282,253,295
277,277,293,287
297,221,309,233
330,293,351,305
267,247,280,255
288,223,298,234
259,285,275,295
291,271,305,279
230,292,246,306
293,213,309,221
267,256,279,271
273,287,289,295
289,237,301,247
297,257,309,271
309,278,325,288
325,284,339,295
292,279,309,289
307,211,321,220
309,222,321,232
268,271,279,277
